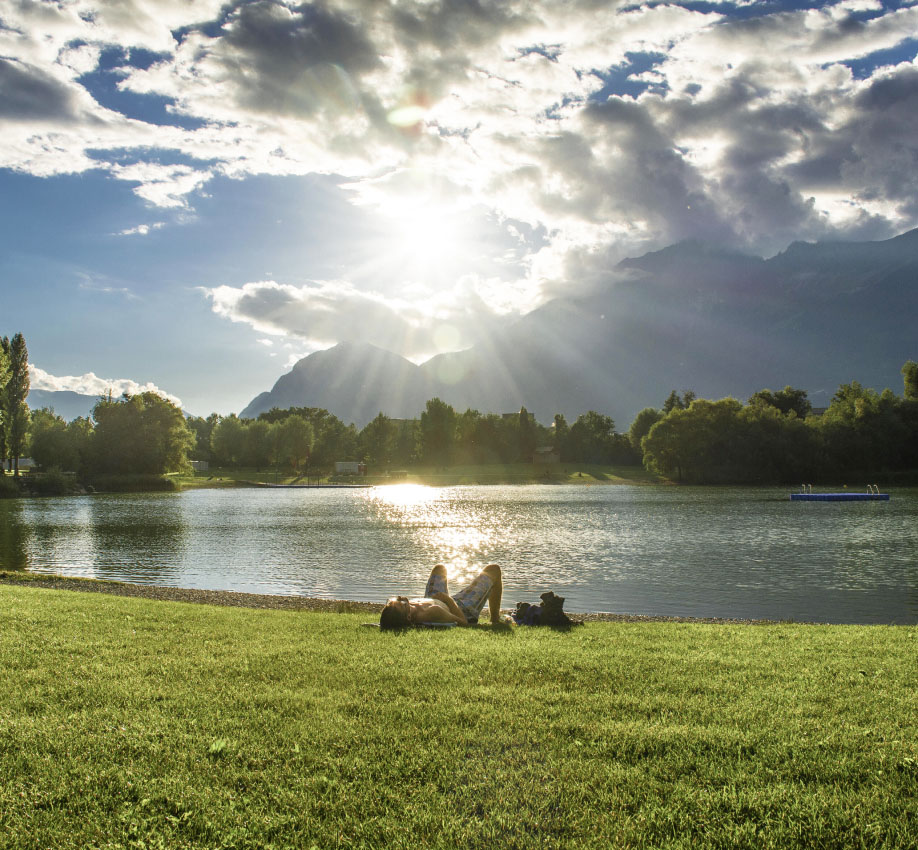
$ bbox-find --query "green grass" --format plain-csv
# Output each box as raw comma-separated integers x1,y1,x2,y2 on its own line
175,463,664,490
397,462,663,486
2,585,915,849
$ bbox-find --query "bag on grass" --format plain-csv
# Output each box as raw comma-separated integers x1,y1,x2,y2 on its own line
512,591,581,627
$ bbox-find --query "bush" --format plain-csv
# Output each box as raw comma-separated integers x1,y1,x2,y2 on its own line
29,468,76,496
0,474,20,499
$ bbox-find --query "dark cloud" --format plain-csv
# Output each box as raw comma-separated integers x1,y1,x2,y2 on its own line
0,58,85,122
572,96,736,244
216,1,379,117
209,280,436,355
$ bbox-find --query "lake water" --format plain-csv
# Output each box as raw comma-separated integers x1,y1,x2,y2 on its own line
2,484,916,624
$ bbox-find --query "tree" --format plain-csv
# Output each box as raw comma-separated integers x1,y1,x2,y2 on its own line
903,360,918,401
259,407,356,472
0,337,9,471
392,418,419,467
276,415,313,473
210,415,248,467
815,381,908,476
419,398,456,465
6,333,30,475
311,417,358,471
568,411,616,464
28,409,73,471
628,407,664,454
186,413,219,462
66,417,94,475
454,408,481,464
518,406,537,462
551,414,569,458
245,419,273,471
92,392,194,475
360,412,397,468
662,390,685,414
642,398,745,483
748,386,812,419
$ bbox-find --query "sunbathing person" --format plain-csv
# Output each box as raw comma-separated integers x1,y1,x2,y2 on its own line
379,563,503,629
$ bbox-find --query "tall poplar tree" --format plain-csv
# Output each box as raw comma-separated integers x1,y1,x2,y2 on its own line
6,333,30,475
0,338,9,472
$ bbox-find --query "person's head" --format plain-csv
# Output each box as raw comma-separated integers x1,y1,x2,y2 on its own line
380,596,412,630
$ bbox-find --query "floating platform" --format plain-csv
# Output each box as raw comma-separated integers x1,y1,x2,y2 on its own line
790,493,889,501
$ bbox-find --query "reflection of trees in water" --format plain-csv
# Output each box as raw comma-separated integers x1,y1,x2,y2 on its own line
88,495,189,582
0,501,29,569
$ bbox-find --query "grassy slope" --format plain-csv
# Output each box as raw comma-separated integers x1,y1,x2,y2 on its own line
2,585,915,849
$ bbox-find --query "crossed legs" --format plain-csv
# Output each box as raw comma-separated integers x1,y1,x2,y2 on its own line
427,563,503,624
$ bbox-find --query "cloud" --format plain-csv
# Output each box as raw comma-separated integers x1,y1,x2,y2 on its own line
116,221,166,236
204,277,508,361
29,365,183,408
0,58,91,122
4,0,918,345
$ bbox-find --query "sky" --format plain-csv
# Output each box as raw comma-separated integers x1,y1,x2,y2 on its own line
3,0,918,417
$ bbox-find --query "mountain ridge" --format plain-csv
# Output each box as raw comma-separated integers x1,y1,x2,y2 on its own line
240,229,918,427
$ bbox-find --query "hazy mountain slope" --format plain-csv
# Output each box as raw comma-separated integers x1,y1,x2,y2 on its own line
241,230,918,427
26,389,98,421
240,341,433,422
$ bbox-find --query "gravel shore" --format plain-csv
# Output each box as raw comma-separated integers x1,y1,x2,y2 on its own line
0,573,780,624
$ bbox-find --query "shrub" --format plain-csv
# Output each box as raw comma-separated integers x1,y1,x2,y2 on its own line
0,474,20,499
29,468,76,496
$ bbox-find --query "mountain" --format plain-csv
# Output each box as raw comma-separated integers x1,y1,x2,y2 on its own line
241,230,918,427
26,389,99,421
240,342,435,422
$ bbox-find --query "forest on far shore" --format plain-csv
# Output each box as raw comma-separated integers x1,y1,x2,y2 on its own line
8,325,918,489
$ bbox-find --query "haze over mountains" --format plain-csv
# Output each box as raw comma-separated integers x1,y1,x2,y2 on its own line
241,229,918,428
26,389,99,422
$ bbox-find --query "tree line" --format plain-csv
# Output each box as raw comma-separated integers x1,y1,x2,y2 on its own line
635,362,918,483
187,402,637,472
12,319,918,486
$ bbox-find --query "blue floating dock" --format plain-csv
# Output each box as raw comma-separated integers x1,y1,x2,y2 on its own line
791,493,889,501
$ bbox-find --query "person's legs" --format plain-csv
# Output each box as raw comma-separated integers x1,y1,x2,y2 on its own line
482,564,502,624
424,563,449,598
451,564,503,624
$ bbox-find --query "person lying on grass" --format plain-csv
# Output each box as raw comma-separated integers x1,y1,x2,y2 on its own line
379,563,503,629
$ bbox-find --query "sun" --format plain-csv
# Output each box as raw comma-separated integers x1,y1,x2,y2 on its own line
383,195,471,274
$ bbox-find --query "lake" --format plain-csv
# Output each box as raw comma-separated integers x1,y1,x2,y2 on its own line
2,484,916,624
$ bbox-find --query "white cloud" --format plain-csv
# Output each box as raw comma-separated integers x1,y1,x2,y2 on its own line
116,221,166,236
29,365,183,409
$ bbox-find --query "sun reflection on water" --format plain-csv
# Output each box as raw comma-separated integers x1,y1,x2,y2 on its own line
365,484,504,584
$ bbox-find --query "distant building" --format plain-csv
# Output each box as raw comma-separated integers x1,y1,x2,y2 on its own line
532,446,560,465
190,460,209,472
335,461,367,476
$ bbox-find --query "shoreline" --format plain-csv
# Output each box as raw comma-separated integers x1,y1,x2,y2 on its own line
2,572,811,625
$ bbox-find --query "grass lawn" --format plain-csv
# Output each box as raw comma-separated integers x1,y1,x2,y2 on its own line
396,463,663,486
174,463,663,490
2,585,915,849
